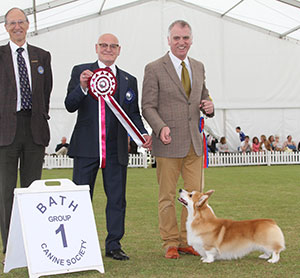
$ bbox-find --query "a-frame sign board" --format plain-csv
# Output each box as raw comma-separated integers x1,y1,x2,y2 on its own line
4,179,104,277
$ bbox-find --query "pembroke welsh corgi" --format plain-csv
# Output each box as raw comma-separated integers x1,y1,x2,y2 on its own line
178,189,285,263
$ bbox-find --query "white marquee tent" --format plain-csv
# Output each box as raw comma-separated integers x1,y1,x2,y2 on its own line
1,0,300,153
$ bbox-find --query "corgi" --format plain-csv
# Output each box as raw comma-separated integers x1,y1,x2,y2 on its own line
178,189,285,263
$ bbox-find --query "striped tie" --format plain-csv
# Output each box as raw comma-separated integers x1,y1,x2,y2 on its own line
17,47,32,110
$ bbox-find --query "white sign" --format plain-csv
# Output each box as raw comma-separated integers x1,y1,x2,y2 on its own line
4,179,104,277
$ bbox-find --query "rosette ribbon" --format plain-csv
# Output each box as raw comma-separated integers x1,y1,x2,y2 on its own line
88,68,146,168
199,117,209,168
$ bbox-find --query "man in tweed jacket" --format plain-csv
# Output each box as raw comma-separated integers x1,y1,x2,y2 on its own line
142,20,214,259
0,8,52,256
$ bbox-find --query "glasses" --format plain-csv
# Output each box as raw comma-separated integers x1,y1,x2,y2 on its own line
6,20,28,28
98,43,119,50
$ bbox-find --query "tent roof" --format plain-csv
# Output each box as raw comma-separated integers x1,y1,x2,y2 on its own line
1,0,300,43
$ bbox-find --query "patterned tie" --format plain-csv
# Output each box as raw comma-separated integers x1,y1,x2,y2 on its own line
181,61,191,98
17,47,32,110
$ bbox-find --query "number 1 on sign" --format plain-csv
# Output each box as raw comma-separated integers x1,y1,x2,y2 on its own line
56,224,68,248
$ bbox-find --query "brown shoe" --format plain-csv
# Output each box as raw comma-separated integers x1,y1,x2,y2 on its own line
178,246,200,256
165,246,180,259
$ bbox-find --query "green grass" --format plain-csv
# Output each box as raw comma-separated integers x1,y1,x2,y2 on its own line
1,165,300,278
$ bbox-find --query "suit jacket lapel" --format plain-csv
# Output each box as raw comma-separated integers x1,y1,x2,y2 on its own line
2,44,17,92
28,45,38,94
162,53,187,99
189,57,196,98
117,67,128,105
91,61,99,71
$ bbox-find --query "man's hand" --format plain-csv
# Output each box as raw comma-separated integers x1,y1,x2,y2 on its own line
80,70,94,90
142,135,152,150
199,100,214,115
160,126,171,145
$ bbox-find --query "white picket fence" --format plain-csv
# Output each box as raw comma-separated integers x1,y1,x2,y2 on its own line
208,151,300,167
43,151,300,169
43,153,150,169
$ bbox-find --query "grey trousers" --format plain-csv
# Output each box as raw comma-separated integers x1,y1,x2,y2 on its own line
0,111,45,253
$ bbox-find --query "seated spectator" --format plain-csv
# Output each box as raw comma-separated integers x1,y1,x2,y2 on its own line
273,135,283,151
217,137,229,153
236,126,246,142
252,136,260,152
207,134,218,153
282,135,297,152
240,135,252,153
298,141,300,152
55,136,69,156
268,135,275,150
260,135,272,152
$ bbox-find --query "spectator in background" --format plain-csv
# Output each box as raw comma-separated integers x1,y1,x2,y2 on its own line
55,136,69,156
217,136,229,153
260,135,272,152
273,135,283,151
236,126,245,142
282,135,297,152
298,141,300,152
207,134,218,153
252,136,260,152
240,135,252,153
268,135,275,151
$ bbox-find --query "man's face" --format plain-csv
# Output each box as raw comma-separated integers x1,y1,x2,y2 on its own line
168,24,192,60
5,9,29,46
95,34,120,66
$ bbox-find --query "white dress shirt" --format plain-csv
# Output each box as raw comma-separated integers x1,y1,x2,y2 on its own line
168,51,192,86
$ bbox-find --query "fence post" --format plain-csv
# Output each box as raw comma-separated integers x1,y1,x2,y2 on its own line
267,151,271,166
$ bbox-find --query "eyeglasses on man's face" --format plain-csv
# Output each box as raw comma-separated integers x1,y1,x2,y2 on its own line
98,43,119,50
6,20,28,28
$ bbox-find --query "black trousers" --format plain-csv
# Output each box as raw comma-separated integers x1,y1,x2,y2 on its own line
72,141,127,252
0,111,45,253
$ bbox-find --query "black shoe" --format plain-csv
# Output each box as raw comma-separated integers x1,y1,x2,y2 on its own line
105,249,129,261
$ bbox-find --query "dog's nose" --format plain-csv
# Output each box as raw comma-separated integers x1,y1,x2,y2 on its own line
179,189,182,193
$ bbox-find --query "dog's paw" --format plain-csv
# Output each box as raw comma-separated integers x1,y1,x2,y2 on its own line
259,253,270,259
202,258,214,263
267,258,279,264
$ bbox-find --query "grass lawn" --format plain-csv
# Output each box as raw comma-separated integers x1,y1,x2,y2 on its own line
1,165,300,278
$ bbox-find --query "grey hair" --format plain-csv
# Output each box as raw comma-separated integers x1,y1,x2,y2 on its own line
5,7,29,24
168,20,192,36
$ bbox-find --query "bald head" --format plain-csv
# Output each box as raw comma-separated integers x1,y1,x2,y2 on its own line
95,33,121,66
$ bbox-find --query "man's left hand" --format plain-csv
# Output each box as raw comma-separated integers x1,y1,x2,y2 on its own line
199,100,214,115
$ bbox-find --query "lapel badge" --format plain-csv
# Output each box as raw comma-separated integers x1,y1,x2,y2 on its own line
37,66,44,74
124,88,135,104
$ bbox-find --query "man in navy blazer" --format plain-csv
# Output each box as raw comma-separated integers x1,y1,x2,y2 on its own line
0,8,52,257
65,33,151,261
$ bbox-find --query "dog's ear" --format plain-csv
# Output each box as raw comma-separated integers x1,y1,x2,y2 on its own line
196,195,209,208
204,190,215,197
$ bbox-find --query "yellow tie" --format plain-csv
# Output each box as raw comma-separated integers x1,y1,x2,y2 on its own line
181,61,191,98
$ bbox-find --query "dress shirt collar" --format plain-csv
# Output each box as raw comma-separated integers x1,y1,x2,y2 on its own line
9,40,28,55
97,60,117,76
168,51,190,71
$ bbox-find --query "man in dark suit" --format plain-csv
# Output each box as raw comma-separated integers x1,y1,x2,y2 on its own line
65,33,151,261
0,8,52,256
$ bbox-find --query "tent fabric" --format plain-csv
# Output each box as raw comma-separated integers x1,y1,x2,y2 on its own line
1,0,300,153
